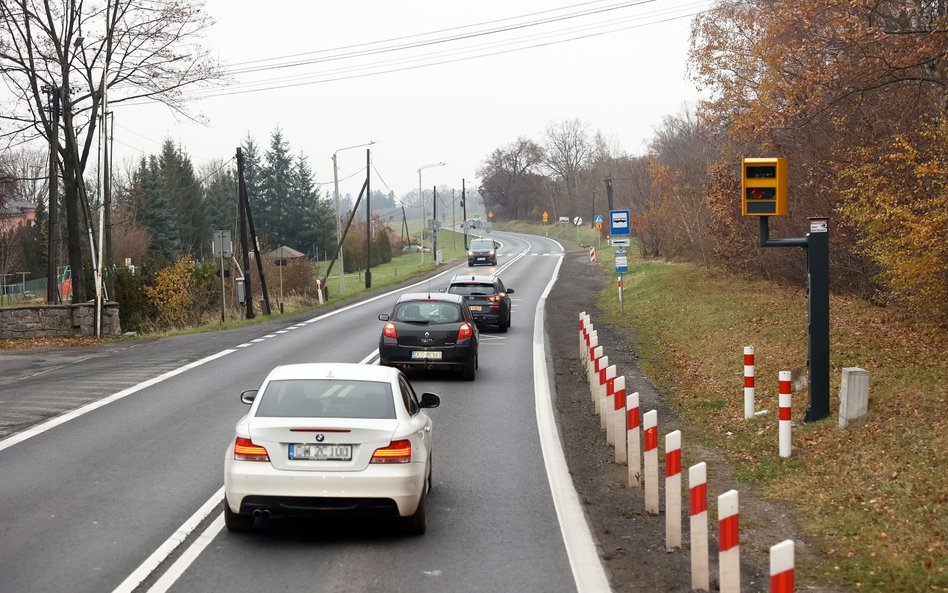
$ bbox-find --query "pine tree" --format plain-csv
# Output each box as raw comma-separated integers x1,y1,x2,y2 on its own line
259,128,294,249
204,163,237,239
133,156,177,261
159,140,210,257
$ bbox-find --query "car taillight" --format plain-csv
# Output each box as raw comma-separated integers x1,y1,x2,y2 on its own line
234,437,270,462
382,322,397,338
486,295,502,302
371,439,412,464
457,322,473,340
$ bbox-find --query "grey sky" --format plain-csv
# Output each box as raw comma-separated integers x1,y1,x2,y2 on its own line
112,0,705,201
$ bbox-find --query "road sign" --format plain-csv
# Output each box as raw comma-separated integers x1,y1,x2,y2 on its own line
212,230,232,258
615,248,628,274
610,210,631,235
573,216,583,226
595,222,602,230
594,214,604,224
488,210,494,219
542,211,549,223
610,237,631,247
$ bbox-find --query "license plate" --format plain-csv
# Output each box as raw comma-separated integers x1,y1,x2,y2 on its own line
469,305,482,311
289,444,352,461
411,350,442,360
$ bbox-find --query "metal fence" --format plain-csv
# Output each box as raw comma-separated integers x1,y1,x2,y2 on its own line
0,277,47,306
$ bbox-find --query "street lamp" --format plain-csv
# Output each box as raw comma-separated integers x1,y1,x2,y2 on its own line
417,161,446,264
333,141,375,295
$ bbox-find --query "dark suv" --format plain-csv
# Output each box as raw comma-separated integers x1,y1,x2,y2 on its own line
467,238,499,266
443,274,514,332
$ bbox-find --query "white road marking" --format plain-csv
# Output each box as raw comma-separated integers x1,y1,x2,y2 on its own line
0,350,236,454
145,514,225,593
532,240,613,593
111,487,225,593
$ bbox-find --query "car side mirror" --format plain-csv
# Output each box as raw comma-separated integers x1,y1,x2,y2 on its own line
378,313,390,321
438,288,446,293
240,389,258,405
506,288,515,294
419,392,441,409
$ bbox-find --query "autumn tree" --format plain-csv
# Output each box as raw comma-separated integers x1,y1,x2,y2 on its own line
0,0,221,301
478,137,547,219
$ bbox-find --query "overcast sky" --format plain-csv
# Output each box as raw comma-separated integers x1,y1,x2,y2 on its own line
112,0,707,201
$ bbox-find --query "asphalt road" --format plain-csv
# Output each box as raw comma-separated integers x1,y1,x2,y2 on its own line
0,231,607,593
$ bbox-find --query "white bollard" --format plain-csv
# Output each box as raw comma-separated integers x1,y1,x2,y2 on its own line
665,430,682,550
578,312,587,360
770,539,795,593
613,376,627,463
643,410,659,514
779,370,792,458
585,330,598,371
744,346,756,419
718,489,741,593
689,462,710,591
602,364,616,435
627,391,641,488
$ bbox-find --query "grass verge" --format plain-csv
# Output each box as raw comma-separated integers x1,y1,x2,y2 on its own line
583,241,946,592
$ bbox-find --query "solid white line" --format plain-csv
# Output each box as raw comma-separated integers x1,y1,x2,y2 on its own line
110,487,225,593
0,350,237,454
532,241,613,593
145,514,225,593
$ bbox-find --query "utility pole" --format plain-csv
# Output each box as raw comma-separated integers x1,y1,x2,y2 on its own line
432,186,438,261
462,179,469,249
452,188,456,250
604,177,615,211
45,86,60,305
365,148,372,289
236,147,254,319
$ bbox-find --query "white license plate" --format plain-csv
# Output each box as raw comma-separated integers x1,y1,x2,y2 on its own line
289,444,352,461
411,350,442,360
469,305,482,311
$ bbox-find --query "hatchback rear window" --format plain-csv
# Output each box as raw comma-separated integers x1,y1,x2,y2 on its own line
255,379,396,419
394,301,462,323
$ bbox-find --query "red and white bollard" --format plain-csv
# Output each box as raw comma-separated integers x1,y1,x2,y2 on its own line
718,489,741,593
643,410,659,514
779,370,792,458
744,346,756,419
602,364,616,435
585,329,598,370
589,245,597,262
592,354,608,409
578,312,587,359
613,376,627,463
689,462,710,591
627,391,641,487
588,345,603,401
665,430,682,550
770,539,795,593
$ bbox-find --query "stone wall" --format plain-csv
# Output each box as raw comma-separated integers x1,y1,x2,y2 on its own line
0,302,121,339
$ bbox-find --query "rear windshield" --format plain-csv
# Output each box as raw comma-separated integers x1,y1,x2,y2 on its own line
394,301,462,323
470,239,494,250
448,283,496,297
255,379,396,419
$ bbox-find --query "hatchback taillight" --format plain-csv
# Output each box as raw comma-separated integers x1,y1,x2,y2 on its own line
486,295,502,302
382,322,397,338
234,437,270,462
371,439,412,464
457,322,473,340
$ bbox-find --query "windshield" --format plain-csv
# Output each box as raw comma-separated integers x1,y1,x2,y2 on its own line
470,240,494,250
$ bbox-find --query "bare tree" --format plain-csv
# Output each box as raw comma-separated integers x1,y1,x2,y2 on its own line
544,119,592,222
477,137,546,219
0,0,222,300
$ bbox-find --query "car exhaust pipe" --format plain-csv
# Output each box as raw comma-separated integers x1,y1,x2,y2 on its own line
252,509,270,519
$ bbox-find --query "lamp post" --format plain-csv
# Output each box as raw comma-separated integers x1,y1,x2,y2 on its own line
333,141,375,295
417,161,446,264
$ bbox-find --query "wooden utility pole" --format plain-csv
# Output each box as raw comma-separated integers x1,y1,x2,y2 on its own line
46,86,60,304
236,148,254,319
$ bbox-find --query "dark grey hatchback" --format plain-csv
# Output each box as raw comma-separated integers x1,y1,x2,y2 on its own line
443,274,514,332
378,293,479,380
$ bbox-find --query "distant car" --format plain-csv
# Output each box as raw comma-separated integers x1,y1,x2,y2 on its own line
401,244,430,253
443,274,514,332
378,293,479,380
223,363,440,535
468,238,499,266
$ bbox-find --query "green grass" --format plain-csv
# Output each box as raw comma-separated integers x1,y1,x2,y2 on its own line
512,220,947,592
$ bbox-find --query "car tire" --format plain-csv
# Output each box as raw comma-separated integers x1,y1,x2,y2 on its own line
223,500,254,533
401,490,427,536
462,356,476,381
498,318,508,333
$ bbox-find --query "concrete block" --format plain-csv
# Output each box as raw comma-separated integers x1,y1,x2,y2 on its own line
839,367,870,428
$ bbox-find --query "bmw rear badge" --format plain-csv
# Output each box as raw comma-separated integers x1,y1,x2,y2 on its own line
315,434,325,442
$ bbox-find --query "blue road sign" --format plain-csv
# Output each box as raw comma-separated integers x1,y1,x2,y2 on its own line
610,210,631,236
594,215,604,224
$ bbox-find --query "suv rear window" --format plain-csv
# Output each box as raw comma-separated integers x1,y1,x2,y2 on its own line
448,283,495,297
